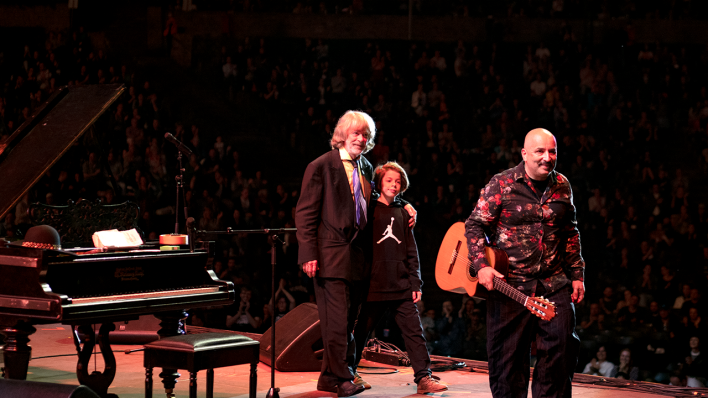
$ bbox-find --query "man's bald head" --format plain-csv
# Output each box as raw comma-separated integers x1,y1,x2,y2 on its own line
521,128,557,180
523,128,556,149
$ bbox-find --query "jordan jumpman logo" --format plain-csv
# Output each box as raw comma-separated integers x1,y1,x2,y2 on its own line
377,217,401,244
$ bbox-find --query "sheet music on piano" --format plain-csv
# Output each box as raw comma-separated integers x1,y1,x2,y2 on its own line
92,228,143,249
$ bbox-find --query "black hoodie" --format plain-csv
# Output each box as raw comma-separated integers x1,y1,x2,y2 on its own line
364,195,422,301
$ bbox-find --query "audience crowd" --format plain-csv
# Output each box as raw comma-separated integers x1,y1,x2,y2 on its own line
179,0,708,20
1,16,707,385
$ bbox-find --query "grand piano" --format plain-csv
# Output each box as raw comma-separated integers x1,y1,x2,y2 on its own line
0,85,236,397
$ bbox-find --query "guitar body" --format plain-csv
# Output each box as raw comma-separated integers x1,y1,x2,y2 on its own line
435,222,556,321
435,222,509,298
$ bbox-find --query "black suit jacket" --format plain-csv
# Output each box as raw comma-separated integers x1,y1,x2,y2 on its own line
295,149,373,281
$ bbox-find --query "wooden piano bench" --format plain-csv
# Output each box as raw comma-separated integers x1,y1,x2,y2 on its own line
143,333,259,398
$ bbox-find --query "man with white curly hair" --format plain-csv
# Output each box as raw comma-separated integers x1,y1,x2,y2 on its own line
296,110,415,396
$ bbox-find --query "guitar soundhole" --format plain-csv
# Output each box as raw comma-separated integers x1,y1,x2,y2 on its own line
469,267,477,277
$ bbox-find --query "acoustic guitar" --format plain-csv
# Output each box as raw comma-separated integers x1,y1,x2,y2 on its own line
435,222,556,321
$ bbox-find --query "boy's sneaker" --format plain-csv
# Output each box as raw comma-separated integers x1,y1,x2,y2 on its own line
416,375,448,394
353,371,371,389
353,372,371,390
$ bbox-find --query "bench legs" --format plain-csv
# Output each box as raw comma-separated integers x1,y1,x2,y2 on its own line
145,366,255,398
206,369,214,398
250,362,257,398
189,372,197,398
146,367,152,398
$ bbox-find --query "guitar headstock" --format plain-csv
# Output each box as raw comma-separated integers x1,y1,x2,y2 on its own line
526,296,556,321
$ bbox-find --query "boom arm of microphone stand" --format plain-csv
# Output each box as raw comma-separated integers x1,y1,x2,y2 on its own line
193,227,297,236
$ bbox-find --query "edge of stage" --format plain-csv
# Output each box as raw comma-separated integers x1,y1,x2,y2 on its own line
6,323,706,398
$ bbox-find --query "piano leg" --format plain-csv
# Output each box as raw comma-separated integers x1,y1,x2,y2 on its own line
0,320,36,380
76,323,117,397
155,310,188,397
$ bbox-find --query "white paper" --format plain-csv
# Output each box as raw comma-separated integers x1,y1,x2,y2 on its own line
92,228,144,248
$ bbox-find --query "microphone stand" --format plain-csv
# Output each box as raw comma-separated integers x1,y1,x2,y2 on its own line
193,227,297,398
174,150,188,234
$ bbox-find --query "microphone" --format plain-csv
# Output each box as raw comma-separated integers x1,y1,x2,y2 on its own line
164,132,193,157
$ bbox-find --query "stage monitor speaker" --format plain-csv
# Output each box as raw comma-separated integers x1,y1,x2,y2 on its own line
0,379,100,398
259,302,323,372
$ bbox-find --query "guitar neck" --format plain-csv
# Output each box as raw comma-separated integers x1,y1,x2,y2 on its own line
492,277,528,306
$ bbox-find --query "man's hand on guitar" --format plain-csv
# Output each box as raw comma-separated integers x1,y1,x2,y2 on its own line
302,260,318,278
571,280,585,303
478,266,505,291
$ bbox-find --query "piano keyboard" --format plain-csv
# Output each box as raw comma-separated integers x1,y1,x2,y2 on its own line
71,286,220,304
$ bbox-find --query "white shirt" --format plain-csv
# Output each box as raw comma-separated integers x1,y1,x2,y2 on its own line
583,360,615,377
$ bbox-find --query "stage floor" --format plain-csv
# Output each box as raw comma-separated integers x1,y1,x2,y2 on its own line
8,324,694,397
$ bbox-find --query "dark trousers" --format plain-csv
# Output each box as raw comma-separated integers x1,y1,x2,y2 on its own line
313,277,366,385
486,284,579,398
353,299,431,383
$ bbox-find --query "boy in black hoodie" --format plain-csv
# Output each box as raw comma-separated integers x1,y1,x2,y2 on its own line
352,161,447,394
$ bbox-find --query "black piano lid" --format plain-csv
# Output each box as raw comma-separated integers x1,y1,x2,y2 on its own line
0,84,125,220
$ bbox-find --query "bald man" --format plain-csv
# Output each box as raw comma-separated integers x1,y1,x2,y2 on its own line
464,128,585,398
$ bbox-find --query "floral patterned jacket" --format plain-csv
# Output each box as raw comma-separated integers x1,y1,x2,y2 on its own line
464,161,585,295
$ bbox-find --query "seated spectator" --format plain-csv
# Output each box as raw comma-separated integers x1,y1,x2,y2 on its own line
258,303,272,334
683,336,706,387
583,346,615,377
669,371,687,386
268,278,296,323
433,300,464,357
681,308,706,340
610,348,639,380
645,300,662,329
226,286,262,333
462,307,486,361
615,289,633,313
419,304,436,353
654,304,679,337
656,265,679,307
598,286,618,317
579,303,605,334
636,264,657,305
674,284,693,310
681,288,705,318
616,295,647,330
411,83,426,116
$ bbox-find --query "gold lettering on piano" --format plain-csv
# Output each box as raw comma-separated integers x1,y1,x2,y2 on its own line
114,267,145,281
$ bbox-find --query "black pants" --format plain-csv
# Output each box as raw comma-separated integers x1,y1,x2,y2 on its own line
313,277,366,385
486,284,579,398
353,299,431,383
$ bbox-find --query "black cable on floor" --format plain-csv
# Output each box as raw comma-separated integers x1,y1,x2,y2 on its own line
30,349,143,361
356,365,399,375
430,357,467,372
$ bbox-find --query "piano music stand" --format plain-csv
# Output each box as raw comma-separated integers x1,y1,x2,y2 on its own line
193,226,296,398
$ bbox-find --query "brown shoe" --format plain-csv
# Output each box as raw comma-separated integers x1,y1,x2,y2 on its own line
353,372,371,389
416,375,448,394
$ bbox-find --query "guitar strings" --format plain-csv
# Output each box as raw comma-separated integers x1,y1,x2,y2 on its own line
448,251,554,311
